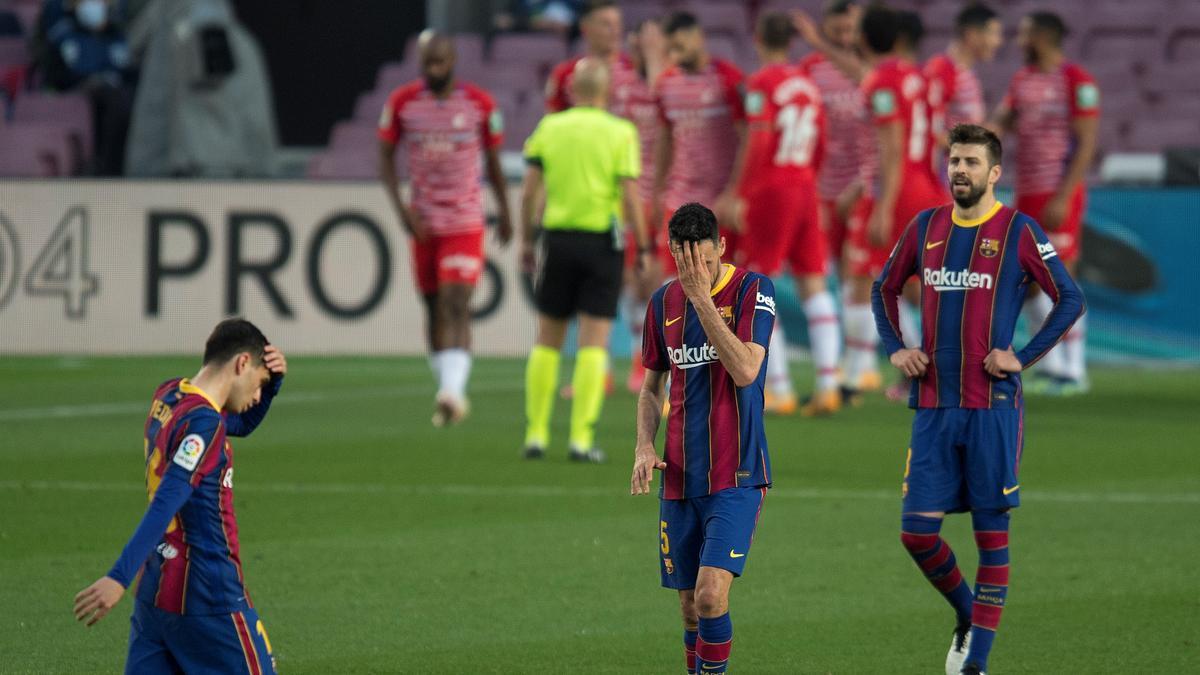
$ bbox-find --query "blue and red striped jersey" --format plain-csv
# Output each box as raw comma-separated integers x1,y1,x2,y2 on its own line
643,265,776,499
872,202,1085,408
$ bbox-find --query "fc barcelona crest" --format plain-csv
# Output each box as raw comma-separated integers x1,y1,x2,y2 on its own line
979,238,1000,258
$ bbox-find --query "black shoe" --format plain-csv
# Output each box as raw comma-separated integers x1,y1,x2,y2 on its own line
568,446,606,463
839,385,864,407
960,665,984,675
523,445,545,460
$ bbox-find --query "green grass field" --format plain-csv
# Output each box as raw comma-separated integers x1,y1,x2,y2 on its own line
1,355,1197,673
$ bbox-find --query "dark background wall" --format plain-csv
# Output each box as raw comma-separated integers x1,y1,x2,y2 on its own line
231,0,427,146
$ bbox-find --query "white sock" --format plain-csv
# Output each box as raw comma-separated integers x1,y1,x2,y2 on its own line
898,300,921,349
842,303,878,384
1023,293,1065,376
1062,313,1087,381
430,351,446,385
767,324,793,396
439,348,472,400
804,290,841,392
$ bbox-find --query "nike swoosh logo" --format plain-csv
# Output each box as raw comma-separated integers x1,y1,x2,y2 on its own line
665,316,682,326
729,549,745,558
1003,485,1019,495
926,240,945,250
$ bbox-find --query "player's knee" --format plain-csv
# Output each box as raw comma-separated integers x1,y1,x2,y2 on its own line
693,586,727,618
678,594,698,628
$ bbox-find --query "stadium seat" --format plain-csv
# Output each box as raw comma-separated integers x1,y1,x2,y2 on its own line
679,1,750,39
0,35,26,64
479,66,542,105
1167,28,1200,63
502,98,544,152
306,149,381,180
1080,28,1162,67
327,121,378,152
1127,118,1200,153
353,89,390,122
10,92,92,164
620,1,671,31
488,34,567,78
375,61,420,94
0,122,72,176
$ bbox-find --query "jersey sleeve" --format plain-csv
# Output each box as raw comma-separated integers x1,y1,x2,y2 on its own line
743,74,771,126
1066,65,1100,119
865,72,901,126
106,470,193,587
544,61,572,113
1014,219,1086,367
377,87,406,145
735,274,776,349
476,88,504,149
641,288,670,371
722,62,746,123
163,407,225,488
871,215,922,355
223,375,282,438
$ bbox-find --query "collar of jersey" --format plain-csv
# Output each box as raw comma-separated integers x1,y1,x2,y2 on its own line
952,201,1003,227
179,379,220,411
710,264,736,296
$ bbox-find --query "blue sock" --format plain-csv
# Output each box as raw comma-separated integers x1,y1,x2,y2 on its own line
697,613,733,673
685,628,698,674
967,509,1011,672
901,514,975,623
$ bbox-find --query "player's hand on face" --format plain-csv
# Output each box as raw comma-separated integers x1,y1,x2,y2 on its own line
984,346,1022,378
675,241,712,302
73,576,125,627
867,206,892,248
263,344,287,378
889,348,929,379
1041,195,1066,231
631,444,667,495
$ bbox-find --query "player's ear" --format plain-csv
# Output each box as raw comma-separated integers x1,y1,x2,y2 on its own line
717,236,726,258
989,162,1002,186
233,352,249,375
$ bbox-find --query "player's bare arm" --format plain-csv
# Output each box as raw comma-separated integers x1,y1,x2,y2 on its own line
715,120,749,231
485,146,514,245
675,242,766,387
631,369,668,495
651,122,673,228
378,140,428,242
835,179,864,223
983,346,1022,378
1044,115,1098,230
790,9,867,82
869,122,905,247
986,102,1015,138
518,165,545,274
621,176,653,276
74,576,125,627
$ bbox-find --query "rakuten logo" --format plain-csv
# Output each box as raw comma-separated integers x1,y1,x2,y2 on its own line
924,267,994,292
669,343,720,369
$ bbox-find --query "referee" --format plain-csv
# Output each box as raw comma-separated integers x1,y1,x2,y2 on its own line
520,57,651,462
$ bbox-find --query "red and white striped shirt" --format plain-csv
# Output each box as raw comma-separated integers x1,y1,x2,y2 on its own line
656,58,744,212
924,52,985,137
798,52,876,200
1002,62,1099,196
378,81,502,236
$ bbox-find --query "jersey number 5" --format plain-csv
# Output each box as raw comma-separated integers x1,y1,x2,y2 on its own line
775,104,818,167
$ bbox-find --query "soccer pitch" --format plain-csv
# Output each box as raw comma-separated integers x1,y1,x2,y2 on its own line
1,356,1196,673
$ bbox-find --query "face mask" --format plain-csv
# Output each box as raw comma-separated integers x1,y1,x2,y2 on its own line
76,0,108,31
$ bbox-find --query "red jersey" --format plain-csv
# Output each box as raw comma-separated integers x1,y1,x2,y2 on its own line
656,58,745,211
862,57,935,193
1001,62,1100,196
924,53,985,139
378,80,503,236
798,52,876,200
742,63,824,185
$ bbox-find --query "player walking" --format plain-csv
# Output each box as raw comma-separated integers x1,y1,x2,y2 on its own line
379,31,513,426
632,203,776,675
872,124,1084,675
991,12,1099,395
735,12,842,417
74,319,287,674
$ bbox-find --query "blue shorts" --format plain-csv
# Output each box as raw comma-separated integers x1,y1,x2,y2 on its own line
903,407,1024,514
659,486,768,590
126,600,276,674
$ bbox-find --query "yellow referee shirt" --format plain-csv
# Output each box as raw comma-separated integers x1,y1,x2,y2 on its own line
523,106,641,233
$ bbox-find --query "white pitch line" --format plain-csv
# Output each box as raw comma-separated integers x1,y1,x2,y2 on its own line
0,480,1195,505
0,381,523,422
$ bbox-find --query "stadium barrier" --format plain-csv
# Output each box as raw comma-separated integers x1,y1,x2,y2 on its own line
2,182,1197,362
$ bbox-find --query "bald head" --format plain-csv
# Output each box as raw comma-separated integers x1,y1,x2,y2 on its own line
418,29,456,93
570,57,610,107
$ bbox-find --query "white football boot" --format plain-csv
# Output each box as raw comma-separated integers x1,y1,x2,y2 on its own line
945,625,972,675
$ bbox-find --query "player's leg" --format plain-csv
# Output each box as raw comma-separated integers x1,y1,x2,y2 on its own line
740,183,796,414
789,193,842,416
662,497,703,674
678,590,700,675
164,610,273,675
430,233,484,426
693,486,768,674
411,238,442,395
900,409,976,674
125,600,182,674
1056,186,1088,393
841,198,883,398
524,233,577,457
567,235,623,462
623,203,661,393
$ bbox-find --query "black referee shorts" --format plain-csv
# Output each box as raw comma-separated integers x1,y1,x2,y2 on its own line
535,230,623,319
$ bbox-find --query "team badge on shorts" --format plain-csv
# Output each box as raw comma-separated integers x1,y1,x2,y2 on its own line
979,238,1000,258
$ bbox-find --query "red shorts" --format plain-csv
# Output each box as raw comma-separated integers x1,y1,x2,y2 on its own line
820,197,848,266
410,230,485,295
1016,186,1085,264
846,171,943,278
659,209,740,278
735,180,826,277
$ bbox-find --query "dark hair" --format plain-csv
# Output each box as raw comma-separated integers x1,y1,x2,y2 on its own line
757,12,796,50
203,318,268,366
1027,11,1068,46
663,11,699,36
860,5,898,54
896,10,923,49
955,3,998,36
668,203,719,244
948,123,1002,166
823,0,857,17
581,0,617,20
